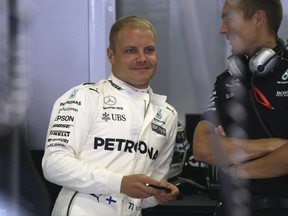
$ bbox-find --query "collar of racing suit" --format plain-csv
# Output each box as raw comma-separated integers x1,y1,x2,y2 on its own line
108,74,167,106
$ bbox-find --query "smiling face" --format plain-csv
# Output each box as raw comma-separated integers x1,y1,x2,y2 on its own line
219,0,262,56
107,26,157,89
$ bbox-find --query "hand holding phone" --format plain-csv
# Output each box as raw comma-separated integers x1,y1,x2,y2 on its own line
146,183,172,193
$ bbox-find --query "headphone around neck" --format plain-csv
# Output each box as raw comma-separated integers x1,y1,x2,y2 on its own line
227,38,287,79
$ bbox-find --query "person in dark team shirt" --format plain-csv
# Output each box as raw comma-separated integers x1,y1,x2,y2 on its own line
193,0,288,215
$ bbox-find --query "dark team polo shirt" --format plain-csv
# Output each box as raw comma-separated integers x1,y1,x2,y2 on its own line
202,48,288,196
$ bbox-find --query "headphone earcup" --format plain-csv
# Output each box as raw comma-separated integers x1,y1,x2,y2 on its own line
249,48,279,76
227,55,249,79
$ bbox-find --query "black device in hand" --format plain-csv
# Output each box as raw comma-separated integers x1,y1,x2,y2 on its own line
146,184,172,193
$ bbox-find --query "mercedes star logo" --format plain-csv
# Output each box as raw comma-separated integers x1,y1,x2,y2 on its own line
104,96,117,105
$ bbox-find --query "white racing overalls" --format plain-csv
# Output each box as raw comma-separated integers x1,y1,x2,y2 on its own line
42,74,178,216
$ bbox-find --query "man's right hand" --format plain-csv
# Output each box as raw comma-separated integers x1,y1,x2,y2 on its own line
120,174,164,199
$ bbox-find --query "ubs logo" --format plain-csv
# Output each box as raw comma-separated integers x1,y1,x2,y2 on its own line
102,112,126,122
104,96,117,105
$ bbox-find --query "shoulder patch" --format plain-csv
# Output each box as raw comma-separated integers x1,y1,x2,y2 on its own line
89,87,99,94
166,106,175,115
83,82,95,86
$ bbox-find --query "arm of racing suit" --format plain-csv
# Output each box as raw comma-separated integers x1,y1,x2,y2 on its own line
42,85,124,195
142,107,178,208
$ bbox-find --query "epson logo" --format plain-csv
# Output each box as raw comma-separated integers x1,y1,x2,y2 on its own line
55,115,74,122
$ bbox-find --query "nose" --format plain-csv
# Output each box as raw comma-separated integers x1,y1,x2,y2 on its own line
136,51,147,63
219,22,228,34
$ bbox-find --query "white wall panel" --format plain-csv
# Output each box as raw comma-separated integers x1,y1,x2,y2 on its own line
27,0,115,149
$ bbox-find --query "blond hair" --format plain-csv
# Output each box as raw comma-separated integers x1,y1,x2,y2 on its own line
109,15,157,51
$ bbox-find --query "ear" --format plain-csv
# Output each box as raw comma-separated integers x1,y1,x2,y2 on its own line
254,10,266,27
107,47,114,63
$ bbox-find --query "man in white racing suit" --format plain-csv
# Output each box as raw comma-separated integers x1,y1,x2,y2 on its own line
42,15,179,216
